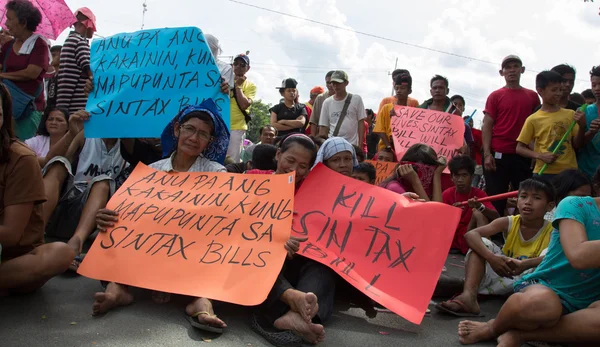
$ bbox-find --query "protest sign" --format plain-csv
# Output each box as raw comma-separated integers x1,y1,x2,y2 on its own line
365,160,396,186
292,164,460,324
390,106,465,164
85,27,230,138
78,164,295,306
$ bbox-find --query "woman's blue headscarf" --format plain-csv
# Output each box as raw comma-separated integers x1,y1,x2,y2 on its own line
312,137,358,169
160,99,230,164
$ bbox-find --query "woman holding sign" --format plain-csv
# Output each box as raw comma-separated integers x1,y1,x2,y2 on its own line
92,99,229,333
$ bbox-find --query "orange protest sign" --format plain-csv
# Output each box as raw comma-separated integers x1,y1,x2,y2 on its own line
78,163,295,306
292,164,460,324
390,106,465,163
365,160,396,185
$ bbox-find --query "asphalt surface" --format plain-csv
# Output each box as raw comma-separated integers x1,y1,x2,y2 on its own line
0,255,506,347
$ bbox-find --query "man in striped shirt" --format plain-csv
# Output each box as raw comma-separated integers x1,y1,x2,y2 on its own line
56,8,96,114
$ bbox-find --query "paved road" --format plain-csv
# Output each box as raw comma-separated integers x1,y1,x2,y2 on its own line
0,256,504,347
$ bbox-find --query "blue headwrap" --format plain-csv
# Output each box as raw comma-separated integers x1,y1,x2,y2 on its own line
160,99,230,165
312,137,358,169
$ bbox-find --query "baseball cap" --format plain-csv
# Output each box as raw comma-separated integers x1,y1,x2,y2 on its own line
277,78,298,89
330,70,349,83
501,55,522,68
310,86,325,95
234,54,250,66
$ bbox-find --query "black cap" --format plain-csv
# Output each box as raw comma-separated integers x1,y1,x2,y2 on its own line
277,78,298,89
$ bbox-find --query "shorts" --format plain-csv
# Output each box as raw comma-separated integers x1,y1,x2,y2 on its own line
42,157,116,240
514,279,572,315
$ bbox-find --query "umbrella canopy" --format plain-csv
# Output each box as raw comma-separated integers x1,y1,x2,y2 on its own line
0,0,76,40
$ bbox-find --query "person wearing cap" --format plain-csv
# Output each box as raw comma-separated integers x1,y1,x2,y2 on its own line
307,86,323,111
228,54,256,163
270,78,307,138
483,55,540,216
309,71,335,137
56,7,96,116
318,71,366,149
377,69,420,111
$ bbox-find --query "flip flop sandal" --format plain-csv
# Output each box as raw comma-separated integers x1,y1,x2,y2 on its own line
188,311,224,334
249,313,302,347
68,255,84,272
434,299,484,317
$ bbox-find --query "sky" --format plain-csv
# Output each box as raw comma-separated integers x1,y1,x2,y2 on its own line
54,0,600,127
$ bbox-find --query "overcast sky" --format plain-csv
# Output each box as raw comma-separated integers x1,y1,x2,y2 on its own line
56,0,599,127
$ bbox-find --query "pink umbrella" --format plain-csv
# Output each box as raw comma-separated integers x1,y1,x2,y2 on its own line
0,0,76,40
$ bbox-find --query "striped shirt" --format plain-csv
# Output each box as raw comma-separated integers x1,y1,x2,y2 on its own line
56,31,90,114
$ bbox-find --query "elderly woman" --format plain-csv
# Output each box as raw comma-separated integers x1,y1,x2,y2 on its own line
92,99,229,333
0,0,49,140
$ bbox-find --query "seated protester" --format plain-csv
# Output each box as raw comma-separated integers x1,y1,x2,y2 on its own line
442,155,499,254
516,71,586,180
0,82,75,294
270,78,307,138
380,143,447,201
544,169,593,222
228,144,277,173
92,100,230,333
25,108,87,167
353,144,365,163
376,147,396,162
241,125,278,164
437,178,554,317
459,195,600,346
313,137,358,177
493,173,600,347
351,162,376,184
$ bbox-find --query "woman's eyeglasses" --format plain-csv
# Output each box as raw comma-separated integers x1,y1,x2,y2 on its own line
179,124,212,142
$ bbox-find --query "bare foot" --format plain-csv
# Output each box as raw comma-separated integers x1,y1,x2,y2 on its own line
92,283,133,316
441,291,480,315
185,297,227,329
458,319,495,345
497,330,523,347
151,291,171,304
282,289,319,322
274,310,325,344
66,236,82,271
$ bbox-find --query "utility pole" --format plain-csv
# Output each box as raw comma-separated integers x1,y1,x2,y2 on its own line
387,57,398,96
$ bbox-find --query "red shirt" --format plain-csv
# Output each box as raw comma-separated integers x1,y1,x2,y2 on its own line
0,39,49,111
484,87,540,154
442,187,495,254
471,128,483,165
304,105,313,135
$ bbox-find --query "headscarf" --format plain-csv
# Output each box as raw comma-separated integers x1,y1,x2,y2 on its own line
312,137,358,169
160,99,230,164
74,8,97,33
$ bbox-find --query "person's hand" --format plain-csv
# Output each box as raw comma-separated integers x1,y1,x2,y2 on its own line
574,110,587,127
234,75,246,87
537,152,559,164
397,164,419,183
96,209,119,232
488,254,514,278
484,154,496,172
220,80,229,94
67,110,89,135
0,31,13,45
467,197,483,210
590,119,600,134
435,156,447,174
402,192,425,202
505,258,525,276
285,235,308,259
84,75,94,96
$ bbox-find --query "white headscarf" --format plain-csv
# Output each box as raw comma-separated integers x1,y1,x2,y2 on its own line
312,137,358,169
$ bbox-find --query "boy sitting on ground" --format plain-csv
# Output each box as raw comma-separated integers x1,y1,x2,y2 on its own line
436,177,554,317
442,155,500,254
351,162,376,184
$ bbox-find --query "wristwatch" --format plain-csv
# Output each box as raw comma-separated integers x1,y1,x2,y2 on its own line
477,204,486,212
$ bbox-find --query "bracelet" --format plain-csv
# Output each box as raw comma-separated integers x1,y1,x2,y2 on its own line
477,204,486,212
484,153,492,158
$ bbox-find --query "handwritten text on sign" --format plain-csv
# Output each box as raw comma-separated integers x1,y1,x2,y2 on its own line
78,164,294,306
365,160,396,186
85,27,230,138
292,164,460,324
391,106,465,161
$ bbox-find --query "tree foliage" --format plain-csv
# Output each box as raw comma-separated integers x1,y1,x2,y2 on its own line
245,99,272,144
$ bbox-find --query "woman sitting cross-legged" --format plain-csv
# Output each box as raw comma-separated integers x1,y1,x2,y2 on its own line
91,100,229,333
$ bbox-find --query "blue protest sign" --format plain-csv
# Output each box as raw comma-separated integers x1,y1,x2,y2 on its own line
85,27,230,138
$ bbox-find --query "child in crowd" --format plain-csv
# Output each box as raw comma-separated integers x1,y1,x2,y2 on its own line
442,155,499,254
516,71,586,180
352,162,376,184
576,65,600,179
376,147,396,162
437,178,554,317
380,143,447,201
459,193,600,346
227,144,277,173
0,83,75,295
544,169,593,221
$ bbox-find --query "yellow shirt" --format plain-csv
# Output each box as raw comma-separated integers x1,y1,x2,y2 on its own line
378,96,420,112
516,108,579,174
502,215,552,259
373,99,420,150
230,80,257,131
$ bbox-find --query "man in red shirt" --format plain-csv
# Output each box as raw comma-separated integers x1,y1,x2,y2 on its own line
482,55,540,215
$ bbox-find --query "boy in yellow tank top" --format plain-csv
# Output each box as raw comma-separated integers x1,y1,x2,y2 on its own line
436,177,555,316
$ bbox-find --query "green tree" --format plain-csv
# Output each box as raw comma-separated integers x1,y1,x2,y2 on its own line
245,99,272,143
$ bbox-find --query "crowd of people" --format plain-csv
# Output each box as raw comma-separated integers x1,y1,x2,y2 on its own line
0,0,600,346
